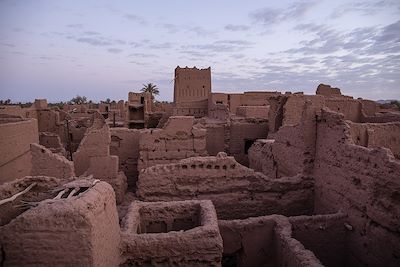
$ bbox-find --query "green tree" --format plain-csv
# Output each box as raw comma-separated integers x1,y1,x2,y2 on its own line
390,100,400,110
140,83,159,97
69,95,87,105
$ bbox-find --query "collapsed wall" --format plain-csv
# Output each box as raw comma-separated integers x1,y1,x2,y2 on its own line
30,143,75,179
229,117,268,166
249,95,322,178
138,116,207,171
0,118,39,183
137,152,314,220
289,213,348,267
73,118,127,203
219,214,334,267
348,121,400,159
39,132,67,156
110,128,140,188
0,180,120,267
313,110,400,267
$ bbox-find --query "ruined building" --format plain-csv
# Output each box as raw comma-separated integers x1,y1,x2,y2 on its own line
1,67,400,267
173,66,211,117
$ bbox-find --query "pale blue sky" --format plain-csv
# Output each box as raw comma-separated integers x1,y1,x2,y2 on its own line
0,0,399,102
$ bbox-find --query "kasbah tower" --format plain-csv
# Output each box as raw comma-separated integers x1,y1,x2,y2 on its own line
173,66,211,104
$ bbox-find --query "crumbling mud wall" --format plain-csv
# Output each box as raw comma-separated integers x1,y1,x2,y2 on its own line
229,118,268,166
289,213,348,267
313,110,400,267
73,119,127,203
316,83,342,97
325,99,362,122
348,121,400,159
120,200,223,266
205,123,226,156
249,97,319,178
0,118,38,183
110,128,140,188
138,116,207,171
0,180,120,267
30,143,75,179
39,132,67,156
219,215,325,267
236,105,269,119
137,153,314,220
0,105,26,117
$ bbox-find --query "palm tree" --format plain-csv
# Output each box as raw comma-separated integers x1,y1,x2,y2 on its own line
141,83,159,97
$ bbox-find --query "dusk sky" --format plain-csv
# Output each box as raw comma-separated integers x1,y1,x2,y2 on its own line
0,0,399,102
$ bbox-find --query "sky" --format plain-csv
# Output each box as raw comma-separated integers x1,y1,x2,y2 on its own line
0,0,399,102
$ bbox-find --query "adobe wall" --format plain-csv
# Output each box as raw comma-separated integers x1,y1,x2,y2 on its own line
172,99,208,117
73,119,127,203
138,116,207,171
120,200,223,266
239,91,278,107
137,153,314,220
325,98,362,122
236,105,269,119
267,95,288,133
289,213,348,267
229,118,268,166
249,98,318,178
282,95,325,126
73,119,110,175
208,103,229,121
0,118,38,184
0,181,121,267
110,128,141,188
37,109,61,133
30,143,75,179
219,215,325,267
0,105,25,117
67,116,94,152
209,91,278,115
348,121,400,159
313,110,400,267
205,123,226,156
316,84,342,97
361,111,400,123
360,99,377,116
39,132,66,155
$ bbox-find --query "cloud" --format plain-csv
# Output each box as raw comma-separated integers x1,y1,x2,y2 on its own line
159,23,180,34
289,20,400,56
186,26,215,37
182,40,253,53
0,42,15,47
330,0,400,19
74,37,113,46
83,31,100,36
148,42,174,49
250,1,318,26
67,24,83,29
128,52,156,58
225,24,250,31
124,14,147,25
107,48,123,54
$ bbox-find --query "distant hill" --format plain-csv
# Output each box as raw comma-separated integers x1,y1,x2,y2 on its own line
376,99,398,104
